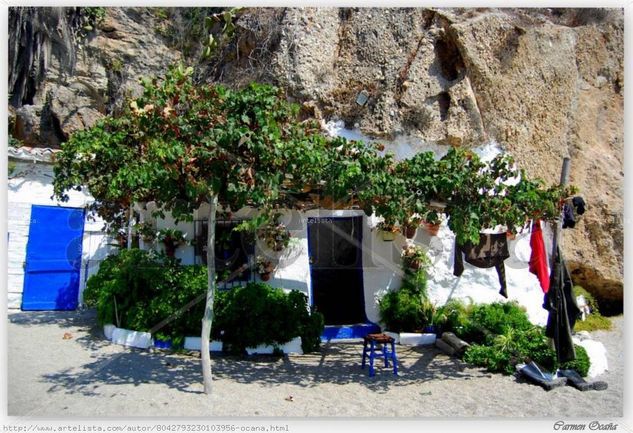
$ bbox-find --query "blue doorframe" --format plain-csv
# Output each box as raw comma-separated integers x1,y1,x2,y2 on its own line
22,205,85,311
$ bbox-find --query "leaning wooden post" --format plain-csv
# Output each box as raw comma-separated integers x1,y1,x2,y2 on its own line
550,157,571,269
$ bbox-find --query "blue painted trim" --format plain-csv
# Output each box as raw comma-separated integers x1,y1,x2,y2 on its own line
321,322,381,341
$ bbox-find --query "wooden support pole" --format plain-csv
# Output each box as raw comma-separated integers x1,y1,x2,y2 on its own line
550,157,571,268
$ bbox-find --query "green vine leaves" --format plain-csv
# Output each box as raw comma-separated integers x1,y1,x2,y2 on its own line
53,64,574,244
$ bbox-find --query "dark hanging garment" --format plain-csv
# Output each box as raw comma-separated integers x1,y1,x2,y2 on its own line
562,203,576,229
454,233,510,298
572,196,586,215
543,249,581,364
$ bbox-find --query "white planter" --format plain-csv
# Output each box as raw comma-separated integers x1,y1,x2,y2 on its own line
399,332,436,346
103,324,116,340
246,344,275,355
111,327,152,349
246,337,303,355
183,336,223,352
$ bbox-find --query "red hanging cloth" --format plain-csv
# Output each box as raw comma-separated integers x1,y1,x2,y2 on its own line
529,220,550,293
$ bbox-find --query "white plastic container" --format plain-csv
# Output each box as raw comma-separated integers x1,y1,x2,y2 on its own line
103,324,116,340
111,327,152,349
399,332,437,346
183,336,223,352
246,337,303,355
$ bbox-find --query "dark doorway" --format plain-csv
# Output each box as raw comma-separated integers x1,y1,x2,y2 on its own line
307,216,367,325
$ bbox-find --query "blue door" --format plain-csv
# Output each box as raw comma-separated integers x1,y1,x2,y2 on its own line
22,205,85,310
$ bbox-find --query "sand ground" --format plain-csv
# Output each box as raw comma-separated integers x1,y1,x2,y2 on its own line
7,310,623,417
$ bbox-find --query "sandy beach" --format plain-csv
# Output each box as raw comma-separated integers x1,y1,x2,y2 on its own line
7,310,623,418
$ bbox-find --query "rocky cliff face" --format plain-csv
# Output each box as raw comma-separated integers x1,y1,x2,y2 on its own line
8,7,624,312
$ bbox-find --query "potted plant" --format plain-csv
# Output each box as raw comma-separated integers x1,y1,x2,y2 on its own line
401,244,430,271
422,211,442,236
377,221,399,241
157,228,187,257
135,222,156,243
257,220,291,252
402,215,423,239
256,256,275,281
422,300,442,335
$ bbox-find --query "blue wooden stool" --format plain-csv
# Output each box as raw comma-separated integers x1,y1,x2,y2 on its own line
361,333,398,377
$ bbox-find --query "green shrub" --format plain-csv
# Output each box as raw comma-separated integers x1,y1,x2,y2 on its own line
379,260,431,332
212,282,324,353
84,249,207,341
434,298,471,334
460,301,532,344
463,326,557,375
85,250,324,352
379,288,427,333
560,345,591,377
574,314,612,332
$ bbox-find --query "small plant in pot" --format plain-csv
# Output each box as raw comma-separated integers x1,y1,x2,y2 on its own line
134,222,156,243
401,244,431,271
421,300,442,335
422,211,442,236
256,256,275,281
157,228,187,257
402,215,423,239
377,221,399,241
257,220,291,252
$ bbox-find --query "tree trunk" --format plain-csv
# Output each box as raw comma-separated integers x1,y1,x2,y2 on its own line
127,205,133,250
201,195,218,395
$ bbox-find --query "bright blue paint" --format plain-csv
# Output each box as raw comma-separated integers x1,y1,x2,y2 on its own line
22,205,85,311
321,322,381,341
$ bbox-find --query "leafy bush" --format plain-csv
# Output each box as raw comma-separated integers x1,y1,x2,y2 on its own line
460,302,590,376
560,345,590,377
379,288,427,333
84,249,207,342
379,249,431,332
464,326,557,375
212,282,324,353
85,249,324,352
434,298,471,334
459,301,533,344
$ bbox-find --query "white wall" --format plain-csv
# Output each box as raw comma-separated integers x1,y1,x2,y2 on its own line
7,160,112,308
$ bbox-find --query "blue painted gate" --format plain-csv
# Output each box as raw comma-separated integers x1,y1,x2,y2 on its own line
22,205,85,310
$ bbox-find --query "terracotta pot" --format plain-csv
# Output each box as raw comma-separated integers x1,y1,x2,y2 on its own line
260,272,272,281
407,259,422,270
423,222,441,236
404,225,417,239
163,238,177,257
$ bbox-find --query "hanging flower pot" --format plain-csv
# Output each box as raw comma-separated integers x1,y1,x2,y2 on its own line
377,222,398,241
381,231,396,241
403,224,417,239
163,238,177,257
422,221,441,236
157,228,187,257
256,256,274,281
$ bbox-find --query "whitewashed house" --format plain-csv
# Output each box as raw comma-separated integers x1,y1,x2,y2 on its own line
7,146,113,310
7,127,552,334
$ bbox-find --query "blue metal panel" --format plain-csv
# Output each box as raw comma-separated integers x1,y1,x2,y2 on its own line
22,205,85,310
